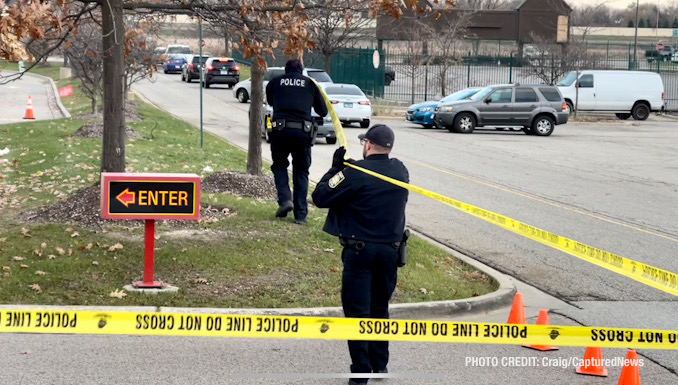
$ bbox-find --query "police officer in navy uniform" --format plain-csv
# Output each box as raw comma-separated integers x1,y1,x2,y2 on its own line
312,124,409,385
266,59,328,224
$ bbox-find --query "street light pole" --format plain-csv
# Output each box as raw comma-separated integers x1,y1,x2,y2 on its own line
633,0,639,69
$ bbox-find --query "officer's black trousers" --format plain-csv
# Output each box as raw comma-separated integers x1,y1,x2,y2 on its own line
270,129,312,221
341,242,398,383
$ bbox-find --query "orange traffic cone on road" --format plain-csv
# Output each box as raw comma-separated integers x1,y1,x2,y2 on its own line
524,309,558,351
23,95,35,120
575,347,608,377
617,349,641,385
507,292,525,324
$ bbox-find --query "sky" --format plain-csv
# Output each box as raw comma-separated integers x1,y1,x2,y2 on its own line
564,0,668,10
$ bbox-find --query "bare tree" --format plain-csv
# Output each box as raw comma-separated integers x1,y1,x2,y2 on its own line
455,0,514,10
123,17,161,100
2,0,440,174
421,11,473,96
307,0,372,74
64,20,104,114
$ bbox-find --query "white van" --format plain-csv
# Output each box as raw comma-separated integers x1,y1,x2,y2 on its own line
556,70,665,121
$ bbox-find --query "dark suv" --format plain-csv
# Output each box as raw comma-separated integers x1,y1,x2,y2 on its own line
433,84,568,136
202,57,240,88
181,54,210,83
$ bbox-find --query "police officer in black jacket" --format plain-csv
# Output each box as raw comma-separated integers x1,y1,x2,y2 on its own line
266,59,328,224
312,124,409,385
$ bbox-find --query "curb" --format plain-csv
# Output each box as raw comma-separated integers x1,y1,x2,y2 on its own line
0,229,516,321
19,71,71,119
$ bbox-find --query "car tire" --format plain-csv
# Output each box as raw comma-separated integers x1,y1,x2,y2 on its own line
531,115,555,136
522,127,533,135
237,89,249,103
631,103,650,121
227,84,233,89
423,124,433,129
453,112,476,134
181,73,185,81
204,81,210,88
615,113,631,120
565,101,574,116
163,69,168,74
360,120,370,129
326,137,337,145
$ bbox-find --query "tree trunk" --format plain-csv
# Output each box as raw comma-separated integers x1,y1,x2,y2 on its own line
324,53,331,74
246,60,265,175
224,31,230,57
101,0,126,173
440,67,447,96
91,95,97,115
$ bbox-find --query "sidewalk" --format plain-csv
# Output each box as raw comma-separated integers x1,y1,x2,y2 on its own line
0,70,69,123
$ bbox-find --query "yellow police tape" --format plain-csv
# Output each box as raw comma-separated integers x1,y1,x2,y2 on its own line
1,309,677,349
344,163,678,297
312,78,348,149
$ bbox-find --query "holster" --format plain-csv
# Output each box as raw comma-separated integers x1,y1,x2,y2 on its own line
397,229,411,268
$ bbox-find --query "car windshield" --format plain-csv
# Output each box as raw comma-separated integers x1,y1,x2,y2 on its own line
556,72,577,86
307,71,333,82
167,55,184,60
324,86,363,96
468,87,494,101
167,46,191,54
440,89,479,103
192,56,209,64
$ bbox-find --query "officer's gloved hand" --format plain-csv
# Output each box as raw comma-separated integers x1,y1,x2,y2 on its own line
332,147,347,170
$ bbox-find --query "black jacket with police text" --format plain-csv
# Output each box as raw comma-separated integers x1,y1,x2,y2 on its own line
266,71,328,122
312,154,409,243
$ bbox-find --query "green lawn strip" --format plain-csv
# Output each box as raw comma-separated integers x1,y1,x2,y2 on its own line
0,65,497,307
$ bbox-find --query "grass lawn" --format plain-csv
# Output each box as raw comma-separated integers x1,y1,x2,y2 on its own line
0,62,497,308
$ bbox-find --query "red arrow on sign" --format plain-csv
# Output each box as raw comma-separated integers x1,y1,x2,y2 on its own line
116,188,136,208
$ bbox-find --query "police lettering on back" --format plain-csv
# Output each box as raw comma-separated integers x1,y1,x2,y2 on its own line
280,78,306,87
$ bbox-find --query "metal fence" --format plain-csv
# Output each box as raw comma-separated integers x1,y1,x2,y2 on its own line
232,41,678,110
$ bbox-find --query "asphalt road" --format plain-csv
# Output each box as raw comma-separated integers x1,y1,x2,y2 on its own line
130,72,678,380
0,71,63,124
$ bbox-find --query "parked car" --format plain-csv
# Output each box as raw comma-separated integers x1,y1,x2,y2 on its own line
646,46,675,62
433,84,568,136
556,70,665,120
406,87,481,129
322,83,372,128
163,54,187,74
202,57,240,88
181,54,210,83
233,67,333,103
257,103,336,144
159,44,192,65
384,66,396,86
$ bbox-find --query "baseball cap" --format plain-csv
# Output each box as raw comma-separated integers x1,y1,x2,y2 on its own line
358,124,395,148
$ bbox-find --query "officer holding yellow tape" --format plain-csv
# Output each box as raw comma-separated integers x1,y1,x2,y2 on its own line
312,124,409,385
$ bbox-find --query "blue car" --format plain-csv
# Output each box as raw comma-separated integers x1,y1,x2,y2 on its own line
406,88,481,128
163,54,187,74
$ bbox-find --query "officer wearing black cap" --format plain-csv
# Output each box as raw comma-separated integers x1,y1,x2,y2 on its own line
312,124,409,385
266,59,328,224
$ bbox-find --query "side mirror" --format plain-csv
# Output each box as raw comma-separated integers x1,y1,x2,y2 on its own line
484,98,491,104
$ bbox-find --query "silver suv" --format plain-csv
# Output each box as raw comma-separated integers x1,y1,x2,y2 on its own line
433,84,568,136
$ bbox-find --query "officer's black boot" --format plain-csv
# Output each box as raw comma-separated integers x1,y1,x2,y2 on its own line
275,200,294,218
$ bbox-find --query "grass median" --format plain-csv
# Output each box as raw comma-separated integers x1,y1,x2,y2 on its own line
0,63,497,308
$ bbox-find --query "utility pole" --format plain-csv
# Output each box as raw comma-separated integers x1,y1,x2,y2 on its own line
633,0,639,69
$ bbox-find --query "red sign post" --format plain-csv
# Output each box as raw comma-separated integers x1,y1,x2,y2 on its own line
101,173,201,288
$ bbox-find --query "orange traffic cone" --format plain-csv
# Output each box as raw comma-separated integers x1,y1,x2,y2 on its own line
23,95,35,120
617,349,641,385
524,309,558,351
575,347,608,377
506,292,526,324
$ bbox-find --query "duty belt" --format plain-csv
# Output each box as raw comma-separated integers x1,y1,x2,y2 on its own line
273,120,311,130
340,238,400,250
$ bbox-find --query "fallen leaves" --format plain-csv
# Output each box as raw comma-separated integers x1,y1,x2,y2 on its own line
329,267,340,273
92,261,99,266
12,256,24,261
108,243,123,252
20,228,31,238
29,284,42,293
47,254,57,260
2,266,10,271
109,289,127,299
194,278,208,284
20,264,28,269
35,270,47,276
56,247,65,256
